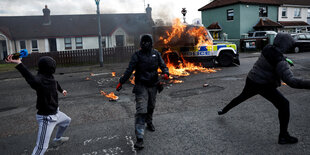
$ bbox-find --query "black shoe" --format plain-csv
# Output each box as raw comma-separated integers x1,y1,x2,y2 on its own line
134,138,144,150
147,123,155,132
218,109,227,115
278,132,298,144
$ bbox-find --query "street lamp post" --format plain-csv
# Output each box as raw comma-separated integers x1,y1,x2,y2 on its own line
95,0,103,67
181,8,187,23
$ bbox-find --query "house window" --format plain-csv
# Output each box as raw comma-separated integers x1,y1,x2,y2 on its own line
102,37,106,48
31,40,38,52
20,40,26,49
75,37,83,49
227,9,234,21
294,8,301,18
259,6,268,17
64,37,72,49
308,8,310,18
282,7,287,17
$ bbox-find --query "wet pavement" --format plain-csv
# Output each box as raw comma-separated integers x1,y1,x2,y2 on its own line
0,52,309,154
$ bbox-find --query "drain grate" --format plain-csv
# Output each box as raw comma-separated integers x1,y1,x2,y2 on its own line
0,106,18,112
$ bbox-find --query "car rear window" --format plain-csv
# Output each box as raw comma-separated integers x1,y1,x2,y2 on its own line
255,32,266,37
298,34,306,39
305,34,310,39
248,33,253,37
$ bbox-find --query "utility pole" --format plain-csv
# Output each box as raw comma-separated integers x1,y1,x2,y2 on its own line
181,8,187,24
95,0,103,67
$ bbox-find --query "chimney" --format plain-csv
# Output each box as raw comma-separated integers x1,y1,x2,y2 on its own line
146,4,152,20
42,5,51,25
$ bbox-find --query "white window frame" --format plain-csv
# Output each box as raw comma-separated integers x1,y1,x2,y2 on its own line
75,37,83,49
64,37,72,49
294,8,301,18
282,7,287,17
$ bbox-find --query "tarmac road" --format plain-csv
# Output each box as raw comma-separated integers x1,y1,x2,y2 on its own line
0,52,309,154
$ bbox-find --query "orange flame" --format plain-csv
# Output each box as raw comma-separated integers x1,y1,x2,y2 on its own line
159,18,213,48
158,18,218,77
129,71,136,85
112,72,116,77
159,18,186,44
100,90,119,101
163,49,219,77
170,80,184,84
129,76,135,85
187,26,213,48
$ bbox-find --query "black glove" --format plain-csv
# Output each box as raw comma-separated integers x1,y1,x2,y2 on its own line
157,82,164,93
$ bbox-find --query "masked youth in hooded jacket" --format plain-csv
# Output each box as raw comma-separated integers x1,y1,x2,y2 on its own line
116,34,169,149
217,33,310,145
6,55,71,155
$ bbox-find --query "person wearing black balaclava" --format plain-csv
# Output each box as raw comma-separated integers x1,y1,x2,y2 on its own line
217,33,310,144
6,55,71,154
116,34,169,149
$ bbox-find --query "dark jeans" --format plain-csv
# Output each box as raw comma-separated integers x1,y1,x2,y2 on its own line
222,77,290,135
134,84,157,139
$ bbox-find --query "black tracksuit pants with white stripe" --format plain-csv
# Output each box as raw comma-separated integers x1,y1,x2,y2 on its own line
32,110,71,155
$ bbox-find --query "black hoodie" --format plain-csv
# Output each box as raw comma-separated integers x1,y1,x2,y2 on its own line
247,33,310,89
120,34,169,86
16,56,63,115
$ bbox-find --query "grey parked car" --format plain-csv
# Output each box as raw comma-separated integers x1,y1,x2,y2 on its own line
291,33,310,53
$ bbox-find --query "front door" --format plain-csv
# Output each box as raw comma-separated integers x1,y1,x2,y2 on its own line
48,38,57,51
115,35,124,47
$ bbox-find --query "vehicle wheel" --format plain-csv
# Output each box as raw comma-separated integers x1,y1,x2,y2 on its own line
218,52,233,67
294,46,300,53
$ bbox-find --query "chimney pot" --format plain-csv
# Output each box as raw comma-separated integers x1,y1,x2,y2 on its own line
42,5,51,25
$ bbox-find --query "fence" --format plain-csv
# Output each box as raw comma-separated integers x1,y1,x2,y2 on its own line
22,46,136,67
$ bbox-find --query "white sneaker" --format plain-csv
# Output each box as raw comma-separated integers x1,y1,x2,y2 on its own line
52,137,69,146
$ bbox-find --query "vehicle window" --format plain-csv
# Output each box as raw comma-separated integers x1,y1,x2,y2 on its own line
291,35,297,39
255,32,266,37
248,32,253,37
305,34,310,39
298,34,306,40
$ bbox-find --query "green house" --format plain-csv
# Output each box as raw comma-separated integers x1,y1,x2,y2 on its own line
199,0,280,40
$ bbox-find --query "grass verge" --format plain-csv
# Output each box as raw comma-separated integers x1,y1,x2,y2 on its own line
0,63,17,72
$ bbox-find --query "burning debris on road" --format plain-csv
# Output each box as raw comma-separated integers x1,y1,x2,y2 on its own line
100,90,119,101
169,80,183,84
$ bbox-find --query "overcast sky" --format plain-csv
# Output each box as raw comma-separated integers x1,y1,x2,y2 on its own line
0,0,211,24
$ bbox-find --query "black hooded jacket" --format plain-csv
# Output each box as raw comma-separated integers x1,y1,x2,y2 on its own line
119,34,169,86
16,56,63,115
247,33,310,89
